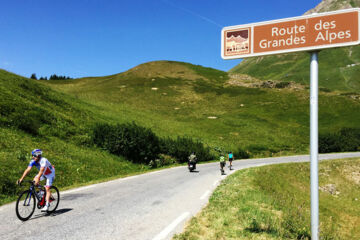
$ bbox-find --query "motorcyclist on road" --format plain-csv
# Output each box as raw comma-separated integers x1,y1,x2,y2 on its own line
188,152,197,169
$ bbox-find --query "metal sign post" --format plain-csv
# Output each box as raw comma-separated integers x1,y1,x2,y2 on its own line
221,8,360,239
310,51,319,240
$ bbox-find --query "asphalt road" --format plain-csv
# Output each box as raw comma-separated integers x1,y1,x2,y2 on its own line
1,152,360,240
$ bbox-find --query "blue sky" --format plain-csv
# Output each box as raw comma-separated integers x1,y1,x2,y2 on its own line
0,0,321,78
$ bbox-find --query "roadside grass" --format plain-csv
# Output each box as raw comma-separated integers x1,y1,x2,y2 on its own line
174,158,360,240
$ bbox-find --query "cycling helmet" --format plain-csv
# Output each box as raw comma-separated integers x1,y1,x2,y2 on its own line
31,149,42,157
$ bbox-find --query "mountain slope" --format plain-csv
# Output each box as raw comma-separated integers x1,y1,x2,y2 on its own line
41,61,360,156
230,0,360,93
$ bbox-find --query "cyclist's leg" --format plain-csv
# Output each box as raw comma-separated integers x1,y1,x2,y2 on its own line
44,174,55,206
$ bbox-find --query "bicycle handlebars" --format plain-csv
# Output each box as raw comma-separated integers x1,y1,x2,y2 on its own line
18,180,43,188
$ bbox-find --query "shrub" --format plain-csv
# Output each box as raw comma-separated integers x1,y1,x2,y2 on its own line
319,87,331,92
92,122,160,164
319,128,360,153
10,110,43,135
338,128,360,151
275,81,290,88
148,154,177,169
161,136,214,163
92,122,214,165
247,144,268,154
233,147,250,159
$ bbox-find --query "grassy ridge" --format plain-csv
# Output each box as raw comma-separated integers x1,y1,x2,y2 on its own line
0,69,148,205
174,158,360,239
41,61,360,156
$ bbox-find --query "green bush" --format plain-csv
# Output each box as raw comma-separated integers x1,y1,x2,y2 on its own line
92,123,214,165
275,81,290,88
233,147,250,159
247,144,268,155
92,122,160,164
319,128,360,153
161,136,214,163
148,154,176,168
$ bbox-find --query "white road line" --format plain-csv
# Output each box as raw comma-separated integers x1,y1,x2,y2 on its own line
200,190,210,200
62,185,95,195
152,212,190,240
121,175,139,181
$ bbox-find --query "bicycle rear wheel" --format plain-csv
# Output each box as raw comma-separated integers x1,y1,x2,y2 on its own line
47,186,60,213
16,190,36,221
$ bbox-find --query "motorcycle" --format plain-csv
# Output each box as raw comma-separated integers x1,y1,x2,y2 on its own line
188,161,196,172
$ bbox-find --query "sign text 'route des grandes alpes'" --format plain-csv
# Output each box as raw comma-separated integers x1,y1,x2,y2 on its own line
222,9,360,59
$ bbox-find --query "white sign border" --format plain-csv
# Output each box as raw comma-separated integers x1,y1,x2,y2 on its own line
221,8,360,59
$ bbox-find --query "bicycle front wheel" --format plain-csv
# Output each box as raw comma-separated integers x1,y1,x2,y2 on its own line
47,186,60,213
16,190,36,221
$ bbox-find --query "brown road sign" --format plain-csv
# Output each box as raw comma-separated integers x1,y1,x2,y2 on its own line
222,8,360,59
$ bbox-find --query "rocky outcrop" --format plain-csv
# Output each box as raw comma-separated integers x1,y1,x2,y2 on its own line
305,0,358,15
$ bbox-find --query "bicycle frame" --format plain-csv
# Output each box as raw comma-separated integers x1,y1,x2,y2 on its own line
17,180,59,221
22,181,44,206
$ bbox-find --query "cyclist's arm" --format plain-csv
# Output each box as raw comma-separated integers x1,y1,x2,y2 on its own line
19,166,32,182
34,167,45,185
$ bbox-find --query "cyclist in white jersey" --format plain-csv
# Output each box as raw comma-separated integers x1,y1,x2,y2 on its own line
18,149,55,212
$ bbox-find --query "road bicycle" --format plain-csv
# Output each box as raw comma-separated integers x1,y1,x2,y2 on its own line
16,180,60,221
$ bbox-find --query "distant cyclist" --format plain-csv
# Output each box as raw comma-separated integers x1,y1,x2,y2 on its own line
220,155,226,175
228,151,234,170
17,149,55,212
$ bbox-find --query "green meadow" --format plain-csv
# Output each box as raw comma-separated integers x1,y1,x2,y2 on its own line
174,158,360,240
41,61,360,155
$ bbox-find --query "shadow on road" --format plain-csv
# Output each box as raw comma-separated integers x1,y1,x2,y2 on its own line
189,170,200,173
62,193,93,201
30,208,73,220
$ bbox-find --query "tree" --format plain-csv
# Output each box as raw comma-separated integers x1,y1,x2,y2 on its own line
30,73,37,80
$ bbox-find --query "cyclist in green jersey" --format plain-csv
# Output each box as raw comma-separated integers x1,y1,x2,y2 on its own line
220,155,226,174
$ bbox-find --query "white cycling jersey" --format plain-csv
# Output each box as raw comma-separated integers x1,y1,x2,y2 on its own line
28,157,55,187
28,157,55,176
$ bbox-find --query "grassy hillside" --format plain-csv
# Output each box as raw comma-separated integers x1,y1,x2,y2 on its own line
2,59,360,206
230,0,360,93
42,61,360,156
174,158,360,239
0,69,148,205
